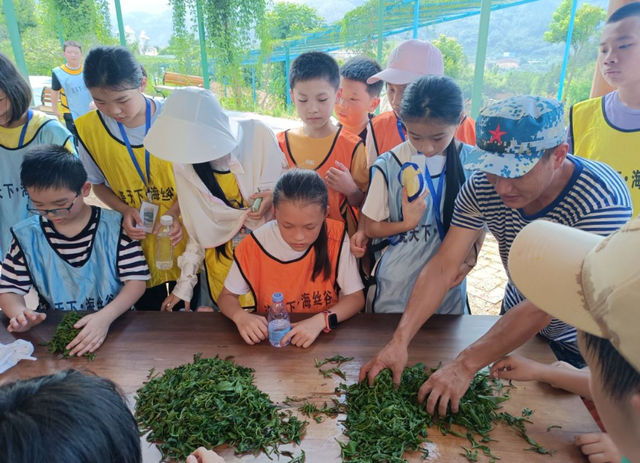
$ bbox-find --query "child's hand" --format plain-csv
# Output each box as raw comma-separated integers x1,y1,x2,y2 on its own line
401,187,427,230
122,206,146,240
187,447,226,463
232,310,268,345
247,190,273,220
279,314,325,348
490,354,547,382
161,292,190,312
326,161,359,196
66,310,112,357
7,309,46,333
350,230,368,258
574,433,622,463
153,212,184,246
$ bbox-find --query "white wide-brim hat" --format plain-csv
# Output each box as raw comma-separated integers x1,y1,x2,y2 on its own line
144,86,239,164
508,217,640,372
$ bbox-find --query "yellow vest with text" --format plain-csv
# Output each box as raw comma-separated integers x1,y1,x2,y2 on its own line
571,97,640,214
75,110,187,287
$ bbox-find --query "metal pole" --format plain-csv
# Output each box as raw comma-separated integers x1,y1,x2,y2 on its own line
113,0,126,47
251,66,257,105
557,0,578,101
3,0,29,79
377,0,384,63
285,46,291,108
195,0,210,89
413,0,420,39
56,10,65,47
470,0,492,119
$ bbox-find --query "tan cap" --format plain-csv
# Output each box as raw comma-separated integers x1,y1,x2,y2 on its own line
144,86,239,164
367,39,444,85
508,217,640,371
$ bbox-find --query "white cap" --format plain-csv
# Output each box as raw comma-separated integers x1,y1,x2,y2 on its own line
144,87,239,164
367,39,444,85
508,217,640,372
160,215,173,226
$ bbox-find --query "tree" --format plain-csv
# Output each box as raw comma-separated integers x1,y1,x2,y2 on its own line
264,2,324,40
544,0,605,102
40,0,113,47
257,2,325,109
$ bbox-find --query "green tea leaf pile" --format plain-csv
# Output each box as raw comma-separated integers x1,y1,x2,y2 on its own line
45,311,94,360
337,364,551,463
135,354,307,460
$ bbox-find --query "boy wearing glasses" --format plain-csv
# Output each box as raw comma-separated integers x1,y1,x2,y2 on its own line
0,146,149,357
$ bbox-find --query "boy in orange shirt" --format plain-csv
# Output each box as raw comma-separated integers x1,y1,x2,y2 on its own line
335,57,383,166
368,39,476,155
277,51,369,234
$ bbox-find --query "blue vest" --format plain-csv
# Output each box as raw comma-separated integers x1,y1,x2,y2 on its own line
52,66,93,120
370,143,474,314
12,208,123,311
0,115,74,257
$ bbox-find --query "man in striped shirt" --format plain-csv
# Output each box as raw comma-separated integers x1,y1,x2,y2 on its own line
0,146,149,357
360,96,632,416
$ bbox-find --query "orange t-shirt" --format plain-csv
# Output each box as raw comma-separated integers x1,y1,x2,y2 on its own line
277,127,366,226
234,219,345,314
370,111,476,156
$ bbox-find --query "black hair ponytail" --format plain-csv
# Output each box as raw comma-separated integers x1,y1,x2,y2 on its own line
273,169,331,281
400,75,466,233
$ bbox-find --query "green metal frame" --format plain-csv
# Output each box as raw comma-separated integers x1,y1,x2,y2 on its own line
3,0,28,78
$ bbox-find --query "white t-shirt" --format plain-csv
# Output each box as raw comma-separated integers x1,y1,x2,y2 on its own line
78,98,164,185
225,220,364,297
362,141,445,222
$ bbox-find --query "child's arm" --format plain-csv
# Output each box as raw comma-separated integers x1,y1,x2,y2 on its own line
66,280,146,357
218,287,268,345
280,290,365,349
365,188,427,239
350,215,370,258
163,236,205,311
491,354,591,399
91,183,146,241
0,293,46,332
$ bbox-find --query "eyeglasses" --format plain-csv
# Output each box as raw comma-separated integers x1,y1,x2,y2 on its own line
27,194,80,217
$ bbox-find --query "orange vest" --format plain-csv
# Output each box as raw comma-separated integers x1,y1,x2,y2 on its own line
370,111,476,156
235,219,345,314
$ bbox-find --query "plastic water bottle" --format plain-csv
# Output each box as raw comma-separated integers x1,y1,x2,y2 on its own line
268,292,290,347
155,215,174,270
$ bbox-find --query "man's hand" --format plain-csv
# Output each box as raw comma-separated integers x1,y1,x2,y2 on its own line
359,338,409,387
417,360,476,416
7,309,46,333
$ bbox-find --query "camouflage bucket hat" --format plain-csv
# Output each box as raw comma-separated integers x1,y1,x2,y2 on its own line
464,96,565,178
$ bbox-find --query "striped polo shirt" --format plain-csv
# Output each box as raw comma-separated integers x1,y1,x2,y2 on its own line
452,155,632,345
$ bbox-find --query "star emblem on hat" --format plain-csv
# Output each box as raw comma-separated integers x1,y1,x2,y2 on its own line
488,123,507,144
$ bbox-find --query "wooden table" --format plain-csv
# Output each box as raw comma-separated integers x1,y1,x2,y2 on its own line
0,312,598,462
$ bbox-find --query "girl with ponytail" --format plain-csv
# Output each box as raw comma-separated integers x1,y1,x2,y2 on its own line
219,169,364,347
352,75,482,314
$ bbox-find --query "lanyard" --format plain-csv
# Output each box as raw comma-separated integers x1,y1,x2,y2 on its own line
422,155,447,241
117,98,151,189
396,117,406,142
18,110,33,148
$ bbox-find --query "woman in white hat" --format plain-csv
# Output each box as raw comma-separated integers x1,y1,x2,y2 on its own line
144,87,287,311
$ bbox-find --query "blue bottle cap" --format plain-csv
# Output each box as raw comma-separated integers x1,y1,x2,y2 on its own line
272,292,284,303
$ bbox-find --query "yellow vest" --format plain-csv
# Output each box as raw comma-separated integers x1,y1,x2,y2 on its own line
571,97,640,214
203,170,254,308
75,110,186,287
